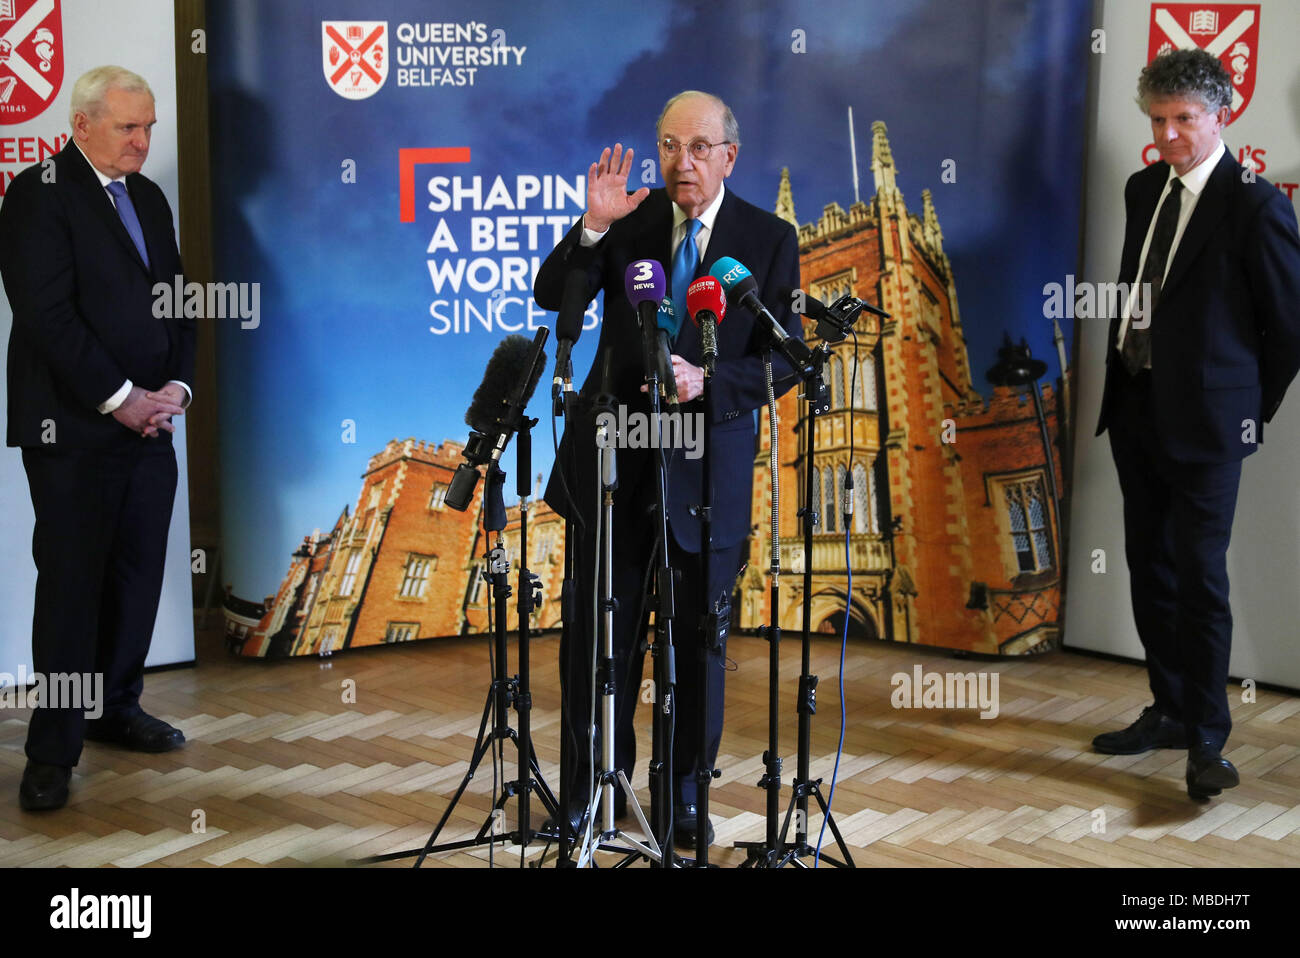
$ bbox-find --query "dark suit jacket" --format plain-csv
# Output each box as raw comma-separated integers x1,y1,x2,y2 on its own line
536,187,802,551
1096,147,1300,462
0,141,193,449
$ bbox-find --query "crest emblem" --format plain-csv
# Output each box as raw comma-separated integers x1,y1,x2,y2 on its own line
0,0,63,126
322,21,387,100
1148,4,1260,124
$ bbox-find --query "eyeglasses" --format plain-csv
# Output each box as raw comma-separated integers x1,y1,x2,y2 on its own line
658,136,732,160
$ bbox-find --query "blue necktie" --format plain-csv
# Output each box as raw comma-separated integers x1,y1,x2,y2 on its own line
106,181,150,269
671,218,702,332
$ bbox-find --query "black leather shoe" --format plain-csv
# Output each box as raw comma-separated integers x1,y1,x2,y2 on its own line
1186,745,1239,801
85,710,185,753
19,760,71,811
672,803,714,848
1092,706,1186,755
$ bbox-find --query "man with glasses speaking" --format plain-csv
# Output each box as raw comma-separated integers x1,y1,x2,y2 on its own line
535,90,802,846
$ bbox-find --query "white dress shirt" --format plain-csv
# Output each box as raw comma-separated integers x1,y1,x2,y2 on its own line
1116,140,1226,357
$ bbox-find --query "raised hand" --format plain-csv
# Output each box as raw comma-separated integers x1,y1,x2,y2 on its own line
585,143,650,233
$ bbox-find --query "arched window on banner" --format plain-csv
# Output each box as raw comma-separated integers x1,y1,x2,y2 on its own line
853,461,869,533
823,465,836,534
836,464,848,532
811,466,822,533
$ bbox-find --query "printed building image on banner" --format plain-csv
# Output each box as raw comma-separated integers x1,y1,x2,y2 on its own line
209,0,1088,657
743,129,1067,655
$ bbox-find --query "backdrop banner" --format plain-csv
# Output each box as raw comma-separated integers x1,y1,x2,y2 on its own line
1068,0,1300,688
209,0,1089,658
0,0,194,677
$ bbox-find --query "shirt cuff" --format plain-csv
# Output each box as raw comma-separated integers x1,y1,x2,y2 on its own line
168,380,193,409
579,214,608,248
98,379,133,414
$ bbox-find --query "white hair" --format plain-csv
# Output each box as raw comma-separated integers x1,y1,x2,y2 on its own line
69,65,153,127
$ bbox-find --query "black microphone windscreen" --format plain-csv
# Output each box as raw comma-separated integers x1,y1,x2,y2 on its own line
466,334,535,433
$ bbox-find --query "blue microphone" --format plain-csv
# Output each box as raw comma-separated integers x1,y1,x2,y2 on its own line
656,297,680,409
656,295,681,338
709,256,812,369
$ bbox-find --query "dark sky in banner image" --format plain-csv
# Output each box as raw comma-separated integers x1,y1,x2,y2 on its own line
208,0,1089,596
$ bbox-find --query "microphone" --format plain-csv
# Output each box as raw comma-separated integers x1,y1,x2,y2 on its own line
657,297,680,410
466,333,547,436
625,259,667,384
687,275,727,376
709,257,813,370
553,269,591,387
448,329,549,511
780,286,888,344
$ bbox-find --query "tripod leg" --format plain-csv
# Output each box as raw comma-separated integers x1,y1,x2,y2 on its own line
811,782,857,867
412,711,498,867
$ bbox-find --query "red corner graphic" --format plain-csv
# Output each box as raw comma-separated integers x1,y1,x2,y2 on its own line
399,147,471,222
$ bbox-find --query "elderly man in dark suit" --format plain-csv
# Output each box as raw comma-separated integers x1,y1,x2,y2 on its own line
535,90,801,845
1093,50,1300,800
0,66,194,811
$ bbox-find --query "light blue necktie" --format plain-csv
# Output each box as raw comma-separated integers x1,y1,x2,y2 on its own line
106,181,150,269
670,218,702,333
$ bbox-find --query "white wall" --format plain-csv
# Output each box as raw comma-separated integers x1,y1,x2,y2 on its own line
1068,0,1300,688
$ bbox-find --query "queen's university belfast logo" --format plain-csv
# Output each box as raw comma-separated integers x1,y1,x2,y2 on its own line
0,0,63,125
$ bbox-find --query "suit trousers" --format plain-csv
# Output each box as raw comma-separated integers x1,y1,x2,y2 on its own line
1106,368,1241,749
22,441,178,767
557,441,743,812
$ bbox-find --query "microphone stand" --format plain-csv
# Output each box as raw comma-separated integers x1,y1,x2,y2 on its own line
552,346,580,867
571,393,663,867
361,329,559,868
781,344,856,867
693,333,722,868
735,346,786,868
641,306,680,867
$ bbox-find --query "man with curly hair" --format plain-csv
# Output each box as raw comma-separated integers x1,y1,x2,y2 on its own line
1093,49,1300,800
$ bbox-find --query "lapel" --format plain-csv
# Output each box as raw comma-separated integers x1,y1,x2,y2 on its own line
633,189,673,272
1159,147,1233,302
1119,171,1163,286
62,142,154,278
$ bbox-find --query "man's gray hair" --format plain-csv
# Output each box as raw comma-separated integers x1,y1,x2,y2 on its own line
656,90,741,147
69,66,154,127
1137,49,1232,115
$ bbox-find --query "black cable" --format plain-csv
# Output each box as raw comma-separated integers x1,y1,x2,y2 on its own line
816,330,859,865
484,543,498,869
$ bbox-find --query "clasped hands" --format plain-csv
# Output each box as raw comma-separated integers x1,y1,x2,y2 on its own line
112,384,187,438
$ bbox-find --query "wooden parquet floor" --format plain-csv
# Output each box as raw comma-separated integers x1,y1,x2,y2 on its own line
2,626,1298,868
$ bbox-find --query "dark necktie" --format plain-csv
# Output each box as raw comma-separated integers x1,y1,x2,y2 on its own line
670,218,702,331
1121,177,1183,376
106,181,151,269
